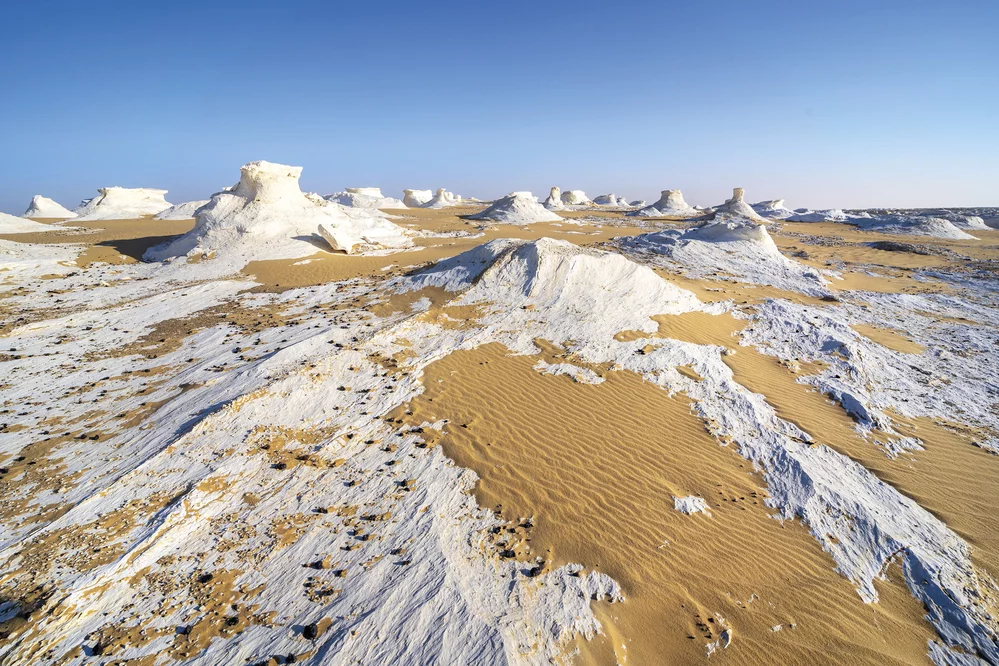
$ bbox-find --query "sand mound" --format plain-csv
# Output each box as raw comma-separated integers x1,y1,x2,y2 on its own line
422,188,461,209
144,160,412,263
0,211,65,234
403,189,433,206
23,195,77,219
153,200,209,220
73,187,172,221
560,189,591,205
621,218,830,296
751,199,795,220
710,188,766,221
466,191,563,224
328,187,407,209
631,190,699,218
543,186,564,210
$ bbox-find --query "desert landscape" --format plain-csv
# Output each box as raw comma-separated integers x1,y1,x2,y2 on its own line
0,163,997,665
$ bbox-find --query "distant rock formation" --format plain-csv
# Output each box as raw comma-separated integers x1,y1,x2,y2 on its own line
543,187,564,210
467,191,562,224
154,200,209,220
403,189,433,207
23,195,77,219
630,190,698,218
144,161,412,262
74,187,172,221
328,188,407,209
560,190,591,206
593,194,629,206
751,199,795,220
422,188,460,209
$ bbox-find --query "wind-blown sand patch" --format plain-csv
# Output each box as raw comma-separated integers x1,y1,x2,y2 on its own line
396,342,936,665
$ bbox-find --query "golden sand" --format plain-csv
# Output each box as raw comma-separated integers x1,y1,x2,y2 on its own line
397,343,935,665
850,325,925,354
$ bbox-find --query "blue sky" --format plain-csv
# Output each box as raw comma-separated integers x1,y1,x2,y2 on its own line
1,0,996,214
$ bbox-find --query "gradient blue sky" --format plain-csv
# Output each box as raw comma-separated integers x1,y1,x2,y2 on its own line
1,0,996,214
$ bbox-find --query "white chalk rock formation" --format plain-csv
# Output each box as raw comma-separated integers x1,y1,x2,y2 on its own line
144,161,412,263
543,187,564,210
328,187,407,209
560,190,591,205
467,191,563,224
751,199,796,220
711,188,766,222
673,496,711,516
857,215,977,240
23,195,77,219
620,218,830,296
629,199,647,207
593,193,629,206
0,211,64,234
154,200,209,220
631,190,699,218
422,188,460,209
73,187,172,221
788,209,850,222
403,189,433,207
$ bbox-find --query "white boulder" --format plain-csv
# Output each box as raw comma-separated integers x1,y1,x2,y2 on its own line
593,193,629,206
467,191,563,224
543,187,564,210
73,187,172,220
403,189,434,207
23,195,77,219
560,190,591,206
144,160,412,262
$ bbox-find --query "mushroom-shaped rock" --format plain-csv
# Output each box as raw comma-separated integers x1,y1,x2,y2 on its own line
543,187,564,210
630,190,698,218
711,188,766,221
73,187,172,221
467,191,563,224
560,190,591,205
23,195,77,219
403,189,433,207
143,160,412,263
422,188,459,209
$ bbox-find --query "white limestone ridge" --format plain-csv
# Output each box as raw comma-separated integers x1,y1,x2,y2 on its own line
0,211,66,234
711,187,766,222
422,188,460,209
467,191,563,224
620,218,830,297
788,209,851,222
73,187,172,221
403,189,433,207
751,199,796,220
631,189,699,218
154,200,209,220
143,161,412,262
857,215,978,240
593,193,629,206
543,186,564,210
560,189,591,205
328,187,407,209
23,195,77,219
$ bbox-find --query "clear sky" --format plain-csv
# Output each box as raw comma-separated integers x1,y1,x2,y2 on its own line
1,0,996,214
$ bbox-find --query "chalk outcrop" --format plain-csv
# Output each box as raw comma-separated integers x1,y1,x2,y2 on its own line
154,200,209,220
144,161,412,263
593,193,629,207
420,188,460,209
543,187,564,210
23,195,77,219
74,187,172,221
560,190,591,206
0,211,64,234
710,188,766,222
467,191,562,224
751,199,796,220
329,188,407,210
788,209,850,222
631,190,699,218
403,189,434,207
